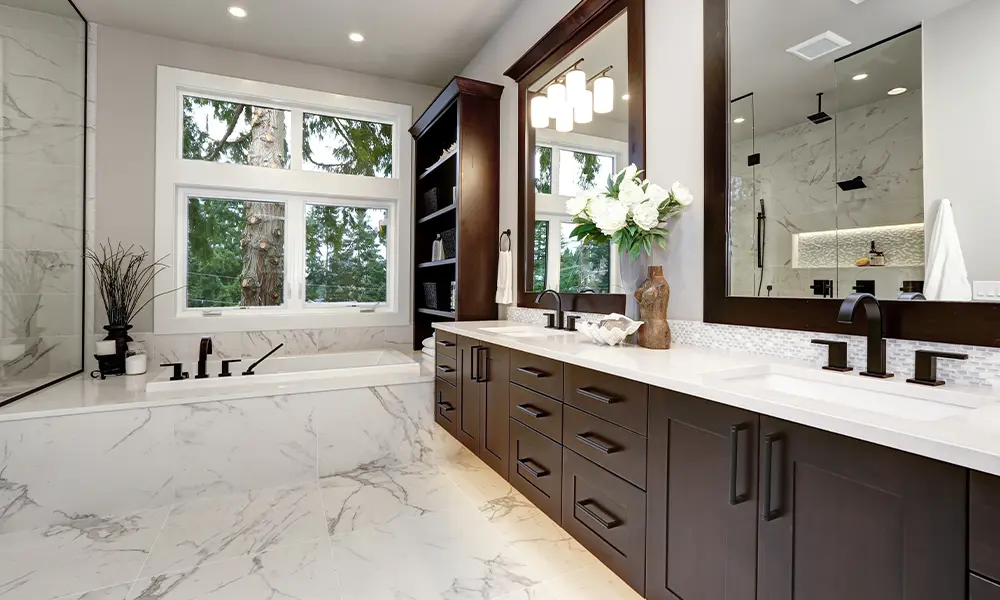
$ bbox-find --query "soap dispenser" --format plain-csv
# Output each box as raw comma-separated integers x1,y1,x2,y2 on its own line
868,241,886,267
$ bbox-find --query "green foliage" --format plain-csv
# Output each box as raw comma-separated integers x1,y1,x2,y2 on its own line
531,220,549,291
306,206,387,303
573,151,601,190
534,147,552,194
559,227,610,293
186,198,248,308
303,114,392,177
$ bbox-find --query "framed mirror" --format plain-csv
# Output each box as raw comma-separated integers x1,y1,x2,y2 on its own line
705,0,1000,345
505,0,645,312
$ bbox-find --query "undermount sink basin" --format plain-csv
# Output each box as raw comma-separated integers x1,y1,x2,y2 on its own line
708,364,997,421
478,325,578,338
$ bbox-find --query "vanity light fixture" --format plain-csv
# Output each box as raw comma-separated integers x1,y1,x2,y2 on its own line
565,67,587,104
622,93,630,101
547,82,567,111
852,73,869,81
227,5,247,17
887,87,907,96
349,32,365,42
733,117,746,124
555,102,574,132
530,95,550,129
593,71,615,114
574,90,594,124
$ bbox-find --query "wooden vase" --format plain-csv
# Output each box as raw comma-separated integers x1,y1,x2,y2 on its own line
635,265,671,349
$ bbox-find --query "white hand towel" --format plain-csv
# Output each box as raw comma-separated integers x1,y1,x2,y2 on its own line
422,337,434,350
925,199,971,301
496,249,514,305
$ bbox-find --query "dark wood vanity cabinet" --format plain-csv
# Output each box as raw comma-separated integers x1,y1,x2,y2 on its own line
456,336,480,452
452,336,510,478
757,416,967,600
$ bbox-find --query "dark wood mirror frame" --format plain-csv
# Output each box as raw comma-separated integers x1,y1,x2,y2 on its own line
504,0,645,313
703,0,1000,347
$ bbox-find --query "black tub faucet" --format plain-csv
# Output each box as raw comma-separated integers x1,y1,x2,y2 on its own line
535,289,563,329
837,293,892,379
196,336,213,379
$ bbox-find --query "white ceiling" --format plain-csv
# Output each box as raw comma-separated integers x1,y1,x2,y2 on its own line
2,0,83,19
730,0,972,138
71,0,522,86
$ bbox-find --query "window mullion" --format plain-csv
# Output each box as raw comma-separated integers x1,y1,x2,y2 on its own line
290,110,304,171
285,198,305,310
551,147,562,197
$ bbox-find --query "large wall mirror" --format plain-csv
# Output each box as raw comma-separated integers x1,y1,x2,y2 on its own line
506,0,644,313
705,0,1000,345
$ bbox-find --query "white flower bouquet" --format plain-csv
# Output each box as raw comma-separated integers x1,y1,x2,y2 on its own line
565,164,693,258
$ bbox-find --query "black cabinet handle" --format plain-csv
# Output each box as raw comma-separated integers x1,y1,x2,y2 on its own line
516,458,549,478
575,500,621,530
436,340,455,348
575,433,618,454
516,404,546,419
436,365,455,374
475,346,489,382
762,432,784,522
729,422,750,505
516,366,548,378
469,346,481,381
436,391,454,412
576,387,617,404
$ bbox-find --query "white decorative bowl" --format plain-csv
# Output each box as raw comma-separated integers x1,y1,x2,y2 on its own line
577,314,643,346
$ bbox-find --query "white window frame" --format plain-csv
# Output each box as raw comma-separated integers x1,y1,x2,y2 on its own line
154,67,412,334
534,131,627,292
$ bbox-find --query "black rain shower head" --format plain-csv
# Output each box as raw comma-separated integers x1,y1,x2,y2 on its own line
837,176,867,191
807,92,832,124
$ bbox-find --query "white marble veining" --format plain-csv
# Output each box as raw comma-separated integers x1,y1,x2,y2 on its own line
439,320,1000,477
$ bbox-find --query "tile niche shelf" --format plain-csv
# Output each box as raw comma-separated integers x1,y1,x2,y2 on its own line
410,76,503,350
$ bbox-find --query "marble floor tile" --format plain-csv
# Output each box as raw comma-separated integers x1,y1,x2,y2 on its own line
502,563,643,600
437,444,517,506
55,584,133,600
0,508,169,600
139,484,326,578
329,502,541,600
127,539,340,600
320,463,472,538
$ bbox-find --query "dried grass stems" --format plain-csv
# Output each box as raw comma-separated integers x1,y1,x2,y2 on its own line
85,241,176,327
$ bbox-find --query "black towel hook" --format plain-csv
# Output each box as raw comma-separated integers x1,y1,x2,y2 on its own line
499,229,511,251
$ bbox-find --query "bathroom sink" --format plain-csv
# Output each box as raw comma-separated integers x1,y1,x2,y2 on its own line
708,364,996,421
478,325,578,338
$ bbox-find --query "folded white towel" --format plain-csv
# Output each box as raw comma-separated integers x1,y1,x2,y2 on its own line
925,199,971,301
496,249,514,305
422,347,435,359
422,337,434,350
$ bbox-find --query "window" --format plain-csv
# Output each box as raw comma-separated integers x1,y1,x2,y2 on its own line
558,222,611,293
155,68,412,334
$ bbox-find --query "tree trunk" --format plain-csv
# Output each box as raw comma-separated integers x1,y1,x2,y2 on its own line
241,108,286,306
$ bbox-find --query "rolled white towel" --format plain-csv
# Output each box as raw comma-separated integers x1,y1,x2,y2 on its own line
422,347,435,359
422,337,434,350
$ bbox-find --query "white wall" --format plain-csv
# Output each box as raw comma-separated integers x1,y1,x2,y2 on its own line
462,0,705,319
923,0,1000,284
93,25,441,332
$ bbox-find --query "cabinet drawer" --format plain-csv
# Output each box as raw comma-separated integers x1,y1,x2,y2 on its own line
510,383,563,443
434,378,457,435
971,574,1000,600
565,364,648,435
509,418,562,522
562,448,646,594
972,471,1000,582
510,350,564,400
435,354,458,387
563,405,647,490
435,331,457,359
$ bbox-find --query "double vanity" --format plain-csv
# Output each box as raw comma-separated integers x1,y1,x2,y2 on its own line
433,320,1000,600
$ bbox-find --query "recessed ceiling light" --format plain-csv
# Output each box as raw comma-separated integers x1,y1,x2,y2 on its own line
887,87,907,96
852,73,868,81
733,117,746,124
621,94,630,101
349,32,365,43
227,6,247,18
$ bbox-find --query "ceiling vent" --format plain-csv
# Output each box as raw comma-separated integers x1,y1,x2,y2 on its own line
786,31,852,61
848,0,869,4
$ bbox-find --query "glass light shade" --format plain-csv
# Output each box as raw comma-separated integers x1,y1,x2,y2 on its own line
530,95,550,128
593,76,614,114
547,83,566,110
555,102,574,132
574,90,593,124
565,68,587,104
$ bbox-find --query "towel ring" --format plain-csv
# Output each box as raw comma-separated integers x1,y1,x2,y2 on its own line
499,229,512,251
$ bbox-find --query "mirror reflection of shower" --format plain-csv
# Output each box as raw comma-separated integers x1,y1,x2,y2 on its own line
730,93,770,296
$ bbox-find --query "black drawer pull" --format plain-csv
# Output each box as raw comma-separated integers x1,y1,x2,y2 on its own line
762,432,784,522
516,404,547,419
576,387,617,404
729,422,750,505
575,432,618,454
436,401,455,412
516,366,548,378
575,500,621,530
516,458,549,478
436,340,455,348
436,365,455,374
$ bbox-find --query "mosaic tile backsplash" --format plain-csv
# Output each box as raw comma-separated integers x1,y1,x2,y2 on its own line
506,307,1000,388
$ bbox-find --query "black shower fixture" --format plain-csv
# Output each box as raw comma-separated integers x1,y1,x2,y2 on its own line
837,176,867,191
807,92,832,124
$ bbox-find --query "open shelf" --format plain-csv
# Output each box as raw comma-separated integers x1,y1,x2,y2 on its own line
419,148,457,180
417,203,457,225
418,258,457,269
417,308,457,319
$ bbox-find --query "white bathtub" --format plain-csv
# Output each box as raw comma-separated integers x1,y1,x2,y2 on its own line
145,349,422,396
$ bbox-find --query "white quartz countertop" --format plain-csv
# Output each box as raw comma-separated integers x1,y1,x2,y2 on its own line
435,321,1000,477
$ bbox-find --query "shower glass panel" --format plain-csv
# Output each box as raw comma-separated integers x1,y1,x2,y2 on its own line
0,0,86,403
729,94,758,296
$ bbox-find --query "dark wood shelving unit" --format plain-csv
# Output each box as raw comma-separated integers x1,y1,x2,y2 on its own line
410,76,503,350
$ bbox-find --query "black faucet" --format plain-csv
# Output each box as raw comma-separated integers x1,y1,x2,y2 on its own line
196,336,213,379
837,293,892,379
535,289,563,329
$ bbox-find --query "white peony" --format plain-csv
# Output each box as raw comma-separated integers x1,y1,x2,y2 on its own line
632,200,661,231
644,183,670,205
619,163,639,183
591,197,628,236
566,193,590,217
671,181,695,206
618,179,645,208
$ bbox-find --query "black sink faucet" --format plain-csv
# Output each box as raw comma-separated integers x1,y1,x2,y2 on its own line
535,289,563,330
195,336,213,379
837,293,893,379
